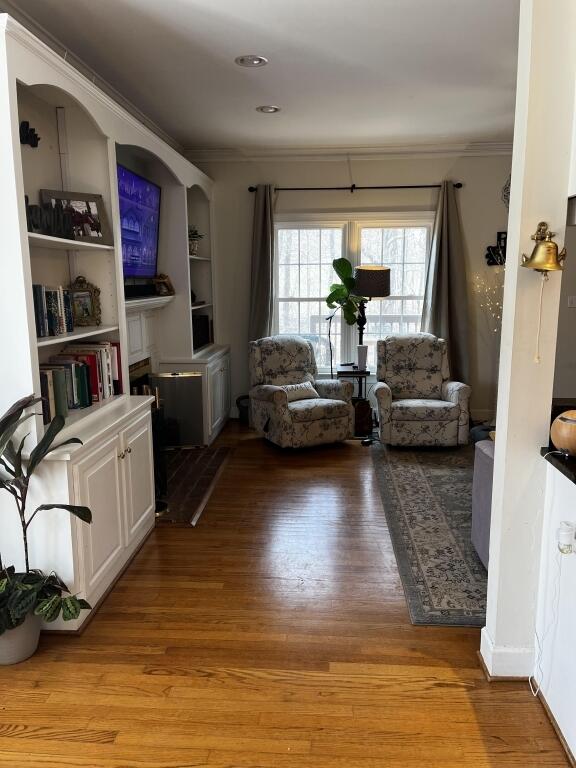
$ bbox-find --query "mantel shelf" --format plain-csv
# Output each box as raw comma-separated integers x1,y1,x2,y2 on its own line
28,233,115,252
191,303,213,311
37,324,119,347
125,295,175,313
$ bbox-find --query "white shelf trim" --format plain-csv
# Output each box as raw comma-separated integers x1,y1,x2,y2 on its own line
37,324,119,347
188,254,211,262
28,232,115,251
191,303,213,311
125,295,174,312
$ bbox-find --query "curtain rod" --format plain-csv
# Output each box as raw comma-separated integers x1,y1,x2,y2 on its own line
248,182,463,193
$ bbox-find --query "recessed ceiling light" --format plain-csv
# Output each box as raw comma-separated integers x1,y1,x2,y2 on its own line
256,105,281,114
235,55,268,67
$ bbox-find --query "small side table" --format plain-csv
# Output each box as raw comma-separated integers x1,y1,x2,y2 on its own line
336,366,373,436
336,366,370,398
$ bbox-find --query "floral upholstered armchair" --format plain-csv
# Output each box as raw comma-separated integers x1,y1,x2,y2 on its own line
249,335,354,448
374,333,471,447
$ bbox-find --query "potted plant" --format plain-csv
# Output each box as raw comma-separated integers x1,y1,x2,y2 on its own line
188,225,204,256
0,395,92,664
325,257,363,376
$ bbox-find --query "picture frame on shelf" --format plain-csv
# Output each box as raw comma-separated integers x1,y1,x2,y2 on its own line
153,273,175,296
40,190,113,245
69,276,102,327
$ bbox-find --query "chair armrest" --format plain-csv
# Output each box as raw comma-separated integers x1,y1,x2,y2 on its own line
442,380,471,406
314,379,353,402
373,381,392,409
250,385,288,406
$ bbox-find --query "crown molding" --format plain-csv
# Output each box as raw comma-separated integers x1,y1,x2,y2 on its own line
187,141,513,164
0,4,183,154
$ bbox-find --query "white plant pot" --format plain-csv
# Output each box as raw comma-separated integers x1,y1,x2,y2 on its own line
357,344,368,371
0,614,41,665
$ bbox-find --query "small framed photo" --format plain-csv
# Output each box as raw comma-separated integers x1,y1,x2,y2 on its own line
69,276,102,327
40,190,113,245
153,273,175,296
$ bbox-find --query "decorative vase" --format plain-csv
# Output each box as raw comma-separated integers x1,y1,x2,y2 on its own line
551,410,576,456
0,614,41,665
189,239,199,256
357,344,368,371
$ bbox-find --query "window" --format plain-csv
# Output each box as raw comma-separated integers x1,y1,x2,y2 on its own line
274,216,431,373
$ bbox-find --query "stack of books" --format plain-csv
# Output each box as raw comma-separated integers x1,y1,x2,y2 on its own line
39,341,123,423
32,284,74,338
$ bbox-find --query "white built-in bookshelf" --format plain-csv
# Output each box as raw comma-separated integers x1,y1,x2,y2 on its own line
0,13,221,627
1,15,214,445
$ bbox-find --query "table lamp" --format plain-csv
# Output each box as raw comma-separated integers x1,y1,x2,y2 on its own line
353,266,391,369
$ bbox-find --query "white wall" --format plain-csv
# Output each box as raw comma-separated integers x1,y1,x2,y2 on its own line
553,224,576,398
481,0,576,687
536,465,576,757
195,153,511,418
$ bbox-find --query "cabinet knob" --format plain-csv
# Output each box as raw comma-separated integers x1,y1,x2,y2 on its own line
118,450,125,460
126,447,132,454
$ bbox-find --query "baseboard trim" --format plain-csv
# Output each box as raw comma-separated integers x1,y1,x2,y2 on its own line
533,681,576,767
479,627,533,678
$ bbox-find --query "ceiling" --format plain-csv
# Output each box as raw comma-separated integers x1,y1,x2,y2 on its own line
6,0,519,151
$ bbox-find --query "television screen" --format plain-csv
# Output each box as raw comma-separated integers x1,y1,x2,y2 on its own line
117,164,161,279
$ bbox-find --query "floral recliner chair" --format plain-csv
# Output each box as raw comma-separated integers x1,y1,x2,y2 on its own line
249,335,354,448
374,332,471,447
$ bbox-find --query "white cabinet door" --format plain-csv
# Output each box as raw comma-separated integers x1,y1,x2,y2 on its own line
208,360,222,436
120,412,155,547
207,354,231,439
220,354,230,421
73,435,124,599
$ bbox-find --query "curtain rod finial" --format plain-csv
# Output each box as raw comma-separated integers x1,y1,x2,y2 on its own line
248,185,257,192
454,182,463,189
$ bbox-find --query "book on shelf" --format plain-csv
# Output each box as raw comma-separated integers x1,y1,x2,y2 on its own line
39,341,123,424
33,284,74,338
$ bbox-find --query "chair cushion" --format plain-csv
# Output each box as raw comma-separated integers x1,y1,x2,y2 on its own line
282,381,320,402
391,398,460,422
378,334,445,398
288,398,350,423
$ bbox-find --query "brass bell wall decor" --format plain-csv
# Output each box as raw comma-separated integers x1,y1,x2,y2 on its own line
520,222,567,364
521,221,567,274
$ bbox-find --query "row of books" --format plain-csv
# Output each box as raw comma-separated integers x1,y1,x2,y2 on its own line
39,341,123,424
32,284,74,338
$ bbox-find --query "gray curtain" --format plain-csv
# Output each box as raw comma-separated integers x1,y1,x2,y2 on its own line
421,180,470,383
248,184,275,341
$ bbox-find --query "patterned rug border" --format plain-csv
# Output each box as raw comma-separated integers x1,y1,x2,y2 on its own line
371,443,486,627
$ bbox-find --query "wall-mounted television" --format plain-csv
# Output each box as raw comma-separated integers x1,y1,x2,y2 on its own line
117,164,161,279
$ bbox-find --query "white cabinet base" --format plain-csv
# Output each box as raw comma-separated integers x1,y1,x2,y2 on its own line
28,396,156,632
158,345,230,445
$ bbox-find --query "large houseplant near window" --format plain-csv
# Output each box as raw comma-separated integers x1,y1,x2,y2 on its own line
0,395,92,664
325,257,362,376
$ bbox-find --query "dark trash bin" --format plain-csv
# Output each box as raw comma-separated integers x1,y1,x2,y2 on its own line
237,395,250,425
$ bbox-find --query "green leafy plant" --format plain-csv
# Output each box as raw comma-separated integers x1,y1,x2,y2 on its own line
187,225,204,241
325,257,364,375
0,395,92,635
326,257,362,325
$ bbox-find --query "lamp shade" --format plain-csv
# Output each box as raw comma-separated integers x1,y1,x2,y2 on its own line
353,265,391,298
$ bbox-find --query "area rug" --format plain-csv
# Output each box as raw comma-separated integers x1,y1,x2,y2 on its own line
371,443,487,626
157,447,231,526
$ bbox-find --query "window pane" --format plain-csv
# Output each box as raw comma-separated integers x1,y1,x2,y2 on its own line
359,224,429,369
276,226,344,370
300,229,320,264
278,229,299,264
321,228,342,263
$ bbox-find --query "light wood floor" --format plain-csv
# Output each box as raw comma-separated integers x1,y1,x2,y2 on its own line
0,425,568,767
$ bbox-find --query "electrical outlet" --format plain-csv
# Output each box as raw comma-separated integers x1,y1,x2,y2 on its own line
568,296,576,308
